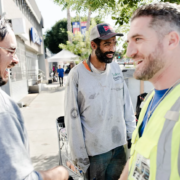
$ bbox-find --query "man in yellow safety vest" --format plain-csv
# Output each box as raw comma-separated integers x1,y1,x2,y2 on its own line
119,2,180,180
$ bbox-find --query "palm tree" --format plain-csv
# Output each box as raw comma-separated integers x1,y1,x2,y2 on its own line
67,7,72,42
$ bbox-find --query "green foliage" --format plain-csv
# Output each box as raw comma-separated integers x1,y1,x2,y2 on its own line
51,0,180,56
163,0,180,3
44,19,68,54
53,0,180,26
71,15,102,24
44,16,102,54
59,19,97,60
122,42,128,57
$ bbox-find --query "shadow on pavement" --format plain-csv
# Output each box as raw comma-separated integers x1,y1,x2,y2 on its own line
49,87,66,93
31,154,59,171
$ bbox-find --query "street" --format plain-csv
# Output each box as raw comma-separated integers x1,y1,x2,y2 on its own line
21,81,66,171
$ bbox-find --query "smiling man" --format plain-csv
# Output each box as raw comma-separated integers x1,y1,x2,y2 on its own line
0,20,69,180
64,23,136,179
119,2,180,180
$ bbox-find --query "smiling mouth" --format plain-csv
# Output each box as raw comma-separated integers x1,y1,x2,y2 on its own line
5,65,14,74
106,54,114,57
137,60,143,65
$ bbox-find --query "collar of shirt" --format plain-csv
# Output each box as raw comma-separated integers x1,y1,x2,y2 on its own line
90,62,105,74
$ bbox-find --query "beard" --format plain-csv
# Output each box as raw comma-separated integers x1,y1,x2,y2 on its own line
0,76,8,86
133,41,165,81
0,60,16,87
95,46,115,63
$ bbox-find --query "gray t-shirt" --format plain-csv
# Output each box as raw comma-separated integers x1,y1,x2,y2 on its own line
0,89,42,180
64,61,136,172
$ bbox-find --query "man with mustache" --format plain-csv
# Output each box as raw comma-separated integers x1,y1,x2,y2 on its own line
64,23,136,179
0,20,69,179
119,2,180,180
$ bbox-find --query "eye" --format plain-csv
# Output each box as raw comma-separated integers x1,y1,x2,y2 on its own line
8,50,15,54
135,38,141,42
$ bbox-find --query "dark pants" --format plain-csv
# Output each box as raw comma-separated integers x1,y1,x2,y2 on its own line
59,76,63,85
85,146,126,180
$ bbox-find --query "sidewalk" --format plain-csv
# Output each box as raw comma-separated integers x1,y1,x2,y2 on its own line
21,79,67,171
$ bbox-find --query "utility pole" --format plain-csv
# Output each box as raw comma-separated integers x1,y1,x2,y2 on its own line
0,0,4,15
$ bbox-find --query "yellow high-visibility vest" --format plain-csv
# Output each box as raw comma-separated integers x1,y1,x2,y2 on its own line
128,85,180,180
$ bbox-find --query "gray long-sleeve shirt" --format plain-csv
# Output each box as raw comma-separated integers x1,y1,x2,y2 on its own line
0,89,42,180
64,61,136,173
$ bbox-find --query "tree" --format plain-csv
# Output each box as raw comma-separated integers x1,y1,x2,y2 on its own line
59,19,97,60
67,8,72,42
44,19,68,54
44,16,102,54
53,0,92,38
53,0,72,42
55,0,180,27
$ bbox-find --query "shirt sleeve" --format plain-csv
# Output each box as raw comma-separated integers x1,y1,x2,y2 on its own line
0,112,42,180
64,68,90,173
24,171,42,180
123,80,136,140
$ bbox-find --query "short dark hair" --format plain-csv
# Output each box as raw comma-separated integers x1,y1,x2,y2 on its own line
131,3,180,37
92,38,101,46
0,23,11,42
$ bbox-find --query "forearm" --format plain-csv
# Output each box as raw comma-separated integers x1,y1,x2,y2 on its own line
64,72,89,173
39,166,69,180
118,159,129,180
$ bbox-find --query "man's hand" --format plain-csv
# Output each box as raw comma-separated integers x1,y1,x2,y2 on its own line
39,166,69,180
118,159,129,180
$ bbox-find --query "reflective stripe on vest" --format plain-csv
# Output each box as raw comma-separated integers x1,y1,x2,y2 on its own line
129,85,180,180
156,97,180,180
128,90,154,176
178,144,180,176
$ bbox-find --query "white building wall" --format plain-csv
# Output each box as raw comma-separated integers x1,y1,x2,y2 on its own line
11,80,28,102
0,0,46,102
4,0,44,54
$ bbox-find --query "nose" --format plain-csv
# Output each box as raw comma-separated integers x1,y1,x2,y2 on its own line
12,54,19,64
126,42,137,58
110,44,116,52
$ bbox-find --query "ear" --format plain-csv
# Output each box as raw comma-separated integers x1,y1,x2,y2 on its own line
91,41,97,50
168,31,180,49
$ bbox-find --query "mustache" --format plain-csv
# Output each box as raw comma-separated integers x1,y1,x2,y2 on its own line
8,62,16,68
104,51,115,56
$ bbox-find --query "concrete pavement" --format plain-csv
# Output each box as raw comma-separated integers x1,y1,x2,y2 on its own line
21,79,67,171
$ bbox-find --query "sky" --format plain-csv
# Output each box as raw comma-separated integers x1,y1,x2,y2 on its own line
35,0,116,34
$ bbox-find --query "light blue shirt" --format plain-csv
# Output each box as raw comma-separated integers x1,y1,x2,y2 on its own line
139,89,168,137
0,89,42,180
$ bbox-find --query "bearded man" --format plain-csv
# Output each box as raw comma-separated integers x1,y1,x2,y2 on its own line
64,23,136,180
119,2,180,180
